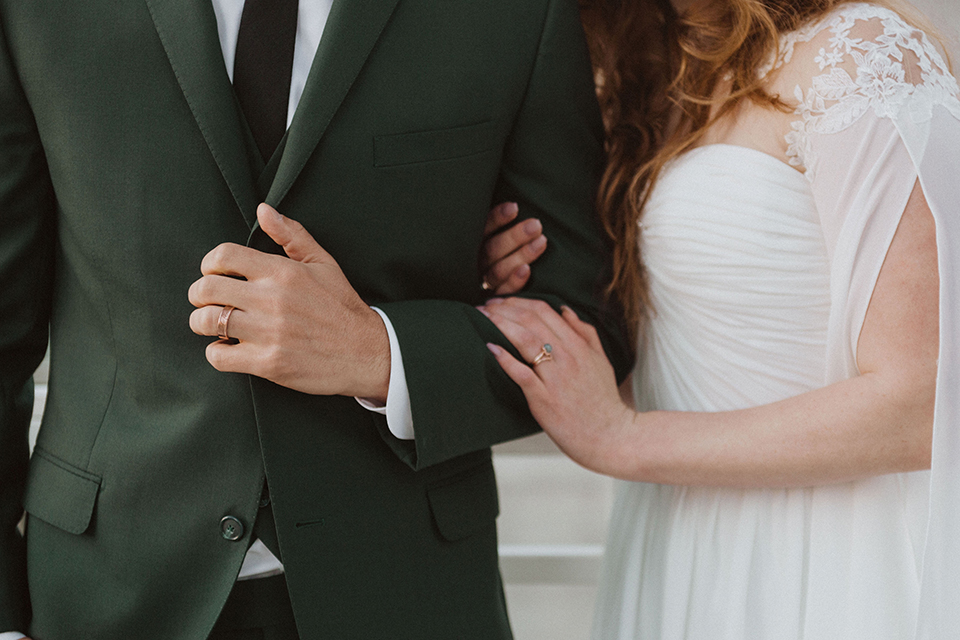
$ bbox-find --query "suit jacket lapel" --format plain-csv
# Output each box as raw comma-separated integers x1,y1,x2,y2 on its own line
144,0,260,228
265,0,402,207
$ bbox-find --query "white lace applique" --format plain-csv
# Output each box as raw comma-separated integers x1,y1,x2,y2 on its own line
771,3,960,175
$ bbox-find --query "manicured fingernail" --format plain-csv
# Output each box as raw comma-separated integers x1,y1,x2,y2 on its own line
530,235,547,251
476,306,491,318
504,202,519,218
516,264,530,277
486,343,504,356
523,219,542,235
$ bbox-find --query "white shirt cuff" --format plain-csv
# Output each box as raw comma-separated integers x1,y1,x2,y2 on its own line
0,632,27,639
355,307,414,440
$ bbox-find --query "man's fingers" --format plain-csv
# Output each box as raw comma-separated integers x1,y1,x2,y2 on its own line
256,203,332,264
200,242,269,278
483,201,519,236
205,339,250,374
189,304,250,340
205,334,297,386
188,274,250,309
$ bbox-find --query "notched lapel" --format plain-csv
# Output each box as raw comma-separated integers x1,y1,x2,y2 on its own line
266,0,402,206
144,0,260,228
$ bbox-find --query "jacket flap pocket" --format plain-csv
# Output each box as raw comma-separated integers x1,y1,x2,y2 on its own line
23,448,101,535
427,460,499,542
374,121,495,167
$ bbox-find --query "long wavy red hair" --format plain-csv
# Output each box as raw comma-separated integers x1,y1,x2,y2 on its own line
579,0,939,339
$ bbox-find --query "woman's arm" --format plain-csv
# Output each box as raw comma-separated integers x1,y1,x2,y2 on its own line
482,181,937,488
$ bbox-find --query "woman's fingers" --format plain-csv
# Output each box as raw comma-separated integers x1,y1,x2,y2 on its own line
479,204,546,293
483,218,543,266
486,342,545,395
494,264,531,296
482,311,556,365
484,297,582,352
484,233,546,293
483,202,519,236
484,304,627,472
561,305,605,352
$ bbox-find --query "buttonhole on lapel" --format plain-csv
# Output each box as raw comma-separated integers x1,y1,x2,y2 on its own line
295,519,325,528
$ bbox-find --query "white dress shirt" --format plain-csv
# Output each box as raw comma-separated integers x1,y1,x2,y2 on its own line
0,2,416,636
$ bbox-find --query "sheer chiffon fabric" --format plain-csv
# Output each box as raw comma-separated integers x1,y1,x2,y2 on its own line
592,5,960,638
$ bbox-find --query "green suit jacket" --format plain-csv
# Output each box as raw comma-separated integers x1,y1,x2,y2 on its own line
0,0,631,637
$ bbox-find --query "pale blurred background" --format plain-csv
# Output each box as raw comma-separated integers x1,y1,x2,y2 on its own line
23,2,960,639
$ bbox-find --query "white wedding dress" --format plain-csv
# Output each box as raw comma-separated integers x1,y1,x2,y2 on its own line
592,5,960,639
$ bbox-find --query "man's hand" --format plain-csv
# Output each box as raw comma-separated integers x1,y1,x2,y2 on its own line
189,203,390,401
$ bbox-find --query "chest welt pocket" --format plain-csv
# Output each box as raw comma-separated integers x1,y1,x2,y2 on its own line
374,121,496,168
23,448,102,535
426,459,499,542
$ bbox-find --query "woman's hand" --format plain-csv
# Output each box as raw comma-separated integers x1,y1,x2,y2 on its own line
477,187,936,488
480,297,634,472
479,202,548,295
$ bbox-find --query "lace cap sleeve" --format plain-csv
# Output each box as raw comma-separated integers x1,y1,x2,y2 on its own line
763,4,960,384
775,2,960,173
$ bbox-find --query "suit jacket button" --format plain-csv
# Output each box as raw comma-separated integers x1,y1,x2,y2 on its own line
220,516,244,541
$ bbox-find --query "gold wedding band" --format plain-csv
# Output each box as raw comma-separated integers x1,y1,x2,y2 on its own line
531,343,553,366
217,305,235,341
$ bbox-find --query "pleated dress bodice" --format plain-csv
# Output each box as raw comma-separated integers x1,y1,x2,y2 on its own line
635,144,830,414
595,144,927,640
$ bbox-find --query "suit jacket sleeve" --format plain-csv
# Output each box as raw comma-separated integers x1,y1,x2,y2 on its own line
376,0,632,470
0,17,56,631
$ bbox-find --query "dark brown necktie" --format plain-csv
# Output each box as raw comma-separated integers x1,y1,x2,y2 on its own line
233,0,299,161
